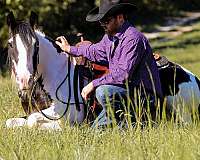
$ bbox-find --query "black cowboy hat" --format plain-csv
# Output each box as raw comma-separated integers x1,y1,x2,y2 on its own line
86,0,137,22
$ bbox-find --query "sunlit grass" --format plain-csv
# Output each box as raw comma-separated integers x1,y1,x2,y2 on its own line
1,58,200,159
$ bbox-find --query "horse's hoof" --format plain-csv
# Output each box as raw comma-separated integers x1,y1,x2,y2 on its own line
27,113,41,127
6,118,27,128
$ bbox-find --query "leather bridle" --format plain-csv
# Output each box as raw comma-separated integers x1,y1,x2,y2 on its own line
19,34,77,121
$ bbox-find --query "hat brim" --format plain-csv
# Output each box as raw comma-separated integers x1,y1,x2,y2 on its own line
86,7,105,22
86,3,137,22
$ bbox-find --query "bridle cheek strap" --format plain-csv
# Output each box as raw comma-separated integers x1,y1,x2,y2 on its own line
32,39,39,75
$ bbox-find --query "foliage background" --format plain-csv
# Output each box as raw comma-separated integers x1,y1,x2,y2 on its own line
0,0,200,75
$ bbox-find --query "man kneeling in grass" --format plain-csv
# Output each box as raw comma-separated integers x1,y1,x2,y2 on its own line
56,0,163,126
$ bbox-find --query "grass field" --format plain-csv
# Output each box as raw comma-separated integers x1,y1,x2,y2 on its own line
0,22,200,160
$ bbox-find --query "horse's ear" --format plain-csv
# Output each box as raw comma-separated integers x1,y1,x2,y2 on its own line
30,11,38,29
7,11,16,30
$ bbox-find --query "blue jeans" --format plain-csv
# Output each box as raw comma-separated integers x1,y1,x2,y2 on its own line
94,84,158,124
95,85,127,122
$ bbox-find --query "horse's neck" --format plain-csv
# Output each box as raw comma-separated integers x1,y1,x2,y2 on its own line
36,32,75,97
37,33,67,73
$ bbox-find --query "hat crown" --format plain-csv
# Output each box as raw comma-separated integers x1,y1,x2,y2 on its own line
99,0,120,13
86,0,136,22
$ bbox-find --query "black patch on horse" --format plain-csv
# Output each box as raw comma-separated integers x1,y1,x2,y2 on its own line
158,62,191,96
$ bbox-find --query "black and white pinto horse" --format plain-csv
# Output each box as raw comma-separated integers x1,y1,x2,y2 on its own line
5,12,200,130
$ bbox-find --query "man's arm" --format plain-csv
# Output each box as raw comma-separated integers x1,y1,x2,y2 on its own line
56,35,107,63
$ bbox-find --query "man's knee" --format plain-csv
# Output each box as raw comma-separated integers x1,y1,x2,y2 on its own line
95,85,108,103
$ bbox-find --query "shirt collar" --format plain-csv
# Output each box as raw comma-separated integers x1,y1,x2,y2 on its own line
107,21,131,41
115,21,131,40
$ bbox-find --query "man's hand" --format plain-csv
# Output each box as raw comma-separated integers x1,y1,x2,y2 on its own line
81,82,95,101
55,36,70,53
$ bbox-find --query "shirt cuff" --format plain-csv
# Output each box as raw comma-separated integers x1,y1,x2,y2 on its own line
70,46,79,56
92,79,100,88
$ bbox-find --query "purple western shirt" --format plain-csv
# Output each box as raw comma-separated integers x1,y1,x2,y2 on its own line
70,22,163,98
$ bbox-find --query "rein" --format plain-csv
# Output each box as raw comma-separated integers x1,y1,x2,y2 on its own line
28,34,82,121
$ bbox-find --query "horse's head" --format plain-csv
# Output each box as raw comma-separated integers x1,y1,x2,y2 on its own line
7,11,39,91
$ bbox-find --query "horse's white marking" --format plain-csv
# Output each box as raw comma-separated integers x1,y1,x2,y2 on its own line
35,32,85,125
35,30,45,37
6,118,27,128
27,112,62,130
5,116,62,131
15,34,34,90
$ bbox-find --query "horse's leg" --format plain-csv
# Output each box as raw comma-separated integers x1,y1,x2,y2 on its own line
27,112,62,130
6,117,27,128
27,103,64,130
66,104,85,125
167,95,194,123
26,103,85,129
27,102,85,129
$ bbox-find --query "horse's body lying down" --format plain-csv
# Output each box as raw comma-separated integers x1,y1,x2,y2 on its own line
5,12,200,130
